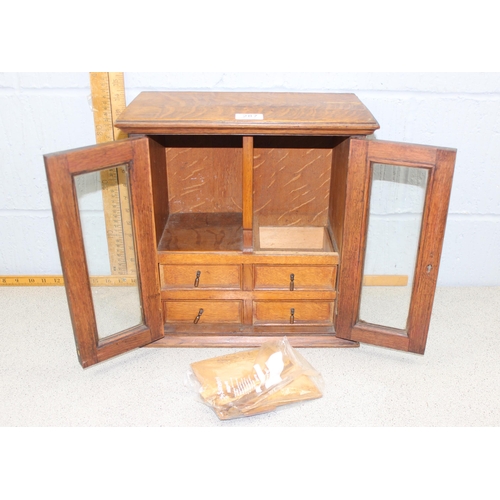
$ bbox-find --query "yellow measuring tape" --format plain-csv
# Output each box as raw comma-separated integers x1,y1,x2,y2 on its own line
89,72,136,276
0,276,137,287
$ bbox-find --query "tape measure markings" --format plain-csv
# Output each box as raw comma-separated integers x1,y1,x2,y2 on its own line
89,72,133,276
0,276,137,287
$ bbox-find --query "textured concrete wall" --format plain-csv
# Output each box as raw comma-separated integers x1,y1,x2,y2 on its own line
1,72,499,285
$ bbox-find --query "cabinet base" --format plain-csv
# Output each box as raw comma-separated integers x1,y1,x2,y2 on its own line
147,331,359,348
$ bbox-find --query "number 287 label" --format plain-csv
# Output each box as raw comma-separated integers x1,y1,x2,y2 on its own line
235,113,264,120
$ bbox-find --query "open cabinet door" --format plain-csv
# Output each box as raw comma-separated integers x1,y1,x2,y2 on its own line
45,137,163,367
336,138,456,354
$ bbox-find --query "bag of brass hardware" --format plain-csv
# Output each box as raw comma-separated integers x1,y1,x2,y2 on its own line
186,337,324,420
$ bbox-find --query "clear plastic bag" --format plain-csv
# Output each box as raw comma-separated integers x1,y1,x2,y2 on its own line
186,337,324,420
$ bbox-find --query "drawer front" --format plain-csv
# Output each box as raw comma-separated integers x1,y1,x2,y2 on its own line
163,300,242,324
254,265,336,290
253,301,334,325
161,265,241,289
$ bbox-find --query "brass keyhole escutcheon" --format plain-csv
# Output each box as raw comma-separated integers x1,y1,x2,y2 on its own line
194,308,204,324
290,308,295,324
290,273,295,291
194,270,201,287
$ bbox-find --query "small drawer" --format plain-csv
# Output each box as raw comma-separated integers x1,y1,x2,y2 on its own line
254,265,336,290
253,301,334,326
163,300,242,324
160,265,241,289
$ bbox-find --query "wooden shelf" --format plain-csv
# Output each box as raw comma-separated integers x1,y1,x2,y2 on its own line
157,212,243,252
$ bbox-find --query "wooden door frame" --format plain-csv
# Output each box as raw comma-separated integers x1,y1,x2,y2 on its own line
335,138,456,354
44,137,163,367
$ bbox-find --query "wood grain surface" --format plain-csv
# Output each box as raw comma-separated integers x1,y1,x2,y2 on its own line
256,225,333,252
160,264,242,289
253,265,336,290
150,333,358,348
253,301,334,325
165,136,242,214
157,212,243,252
163,300,242,323
253,136,334,227
115,92,380,135
329,137,351,253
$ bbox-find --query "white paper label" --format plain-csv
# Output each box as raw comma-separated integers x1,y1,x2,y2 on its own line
235,113,264,120
264,352,284,388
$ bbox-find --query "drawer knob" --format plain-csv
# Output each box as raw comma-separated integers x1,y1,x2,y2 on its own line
290,308,295,324
193,308,204,324
194,270,201,287
290,273,295,291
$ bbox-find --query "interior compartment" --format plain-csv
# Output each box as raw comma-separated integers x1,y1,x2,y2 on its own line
153,134,347,255
252,136,341,253
256,226,333,252
155,136,243,252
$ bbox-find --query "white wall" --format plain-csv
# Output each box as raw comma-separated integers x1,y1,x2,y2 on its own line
0,72,499,285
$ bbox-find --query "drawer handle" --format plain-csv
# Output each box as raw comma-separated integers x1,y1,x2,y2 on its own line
290,273,295,291
194,270,201,287
193,308,204,324
290,308,295,324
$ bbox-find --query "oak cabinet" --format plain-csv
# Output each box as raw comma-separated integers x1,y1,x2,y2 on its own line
44,92,455,367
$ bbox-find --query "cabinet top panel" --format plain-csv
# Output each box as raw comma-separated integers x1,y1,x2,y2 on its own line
115,92,380,136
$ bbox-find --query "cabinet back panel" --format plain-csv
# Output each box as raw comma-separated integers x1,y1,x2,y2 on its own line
165,136,242,214
253,137,336,226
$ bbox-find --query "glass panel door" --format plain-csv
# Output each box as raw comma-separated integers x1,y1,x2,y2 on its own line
335,139,456,353
359,163,428,330
75,166,143,339
45,137,163,367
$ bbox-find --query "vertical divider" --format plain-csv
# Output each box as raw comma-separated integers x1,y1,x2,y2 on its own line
242,136,254,252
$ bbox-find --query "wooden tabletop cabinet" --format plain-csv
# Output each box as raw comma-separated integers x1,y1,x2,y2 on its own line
44,92,456,368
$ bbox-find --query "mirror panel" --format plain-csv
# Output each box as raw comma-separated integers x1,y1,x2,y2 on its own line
75,165,143,339
359,163,428,330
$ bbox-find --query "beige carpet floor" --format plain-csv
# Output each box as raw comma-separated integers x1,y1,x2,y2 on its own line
1,286,499,427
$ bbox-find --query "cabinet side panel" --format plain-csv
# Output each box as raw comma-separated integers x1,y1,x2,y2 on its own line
335,138,369,340
149,137,169,246
125,139,164,343
329,138,351,253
